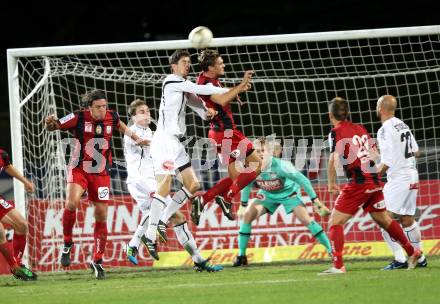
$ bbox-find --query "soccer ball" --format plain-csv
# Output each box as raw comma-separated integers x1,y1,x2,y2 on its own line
188,26,213,49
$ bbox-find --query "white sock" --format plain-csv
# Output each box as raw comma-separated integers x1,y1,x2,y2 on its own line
404,221,425,262
160,187,192,224
146,194,167,242
129,212,149,248
381,228,406,263
173,221,204,263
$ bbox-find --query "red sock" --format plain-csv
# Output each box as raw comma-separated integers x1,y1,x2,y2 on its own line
63,208,77,243
13,234,26,264
93,221,107,262
0,242,19,269
226,171,258,201
386,220,414,256
202,177,233,206
329,225,344,269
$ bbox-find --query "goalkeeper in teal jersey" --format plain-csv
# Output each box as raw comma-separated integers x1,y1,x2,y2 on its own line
233,137,332,266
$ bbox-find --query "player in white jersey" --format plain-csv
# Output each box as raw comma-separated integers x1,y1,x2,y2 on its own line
124,99,223,272
375,95,427,269
145,51,252,260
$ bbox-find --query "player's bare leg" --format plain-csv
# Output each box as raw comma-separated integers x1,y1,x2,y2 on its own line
2,209,28,265
370,211,421,270
233,200,266,267
61,183,85,267
319,209,351,275
89,202,107,279
0,222,35,281
294,205,332,255
161,166,199,225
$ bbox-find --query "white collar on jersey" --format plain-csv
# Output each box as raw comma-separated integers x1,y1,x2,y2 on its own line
134,123,151,131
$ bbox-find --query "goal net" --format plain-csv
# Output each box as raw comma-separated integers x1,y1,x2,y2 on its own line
8,26,440,272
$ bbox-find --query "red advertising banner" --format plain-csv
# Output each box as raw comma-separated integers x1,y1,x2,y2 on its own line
1,180,439,274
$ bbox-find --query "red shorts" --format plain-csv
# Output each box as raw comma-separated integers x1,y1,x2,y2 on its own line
334,182,386,215
0,196,15,220
208,129,254,164
67,167,111,203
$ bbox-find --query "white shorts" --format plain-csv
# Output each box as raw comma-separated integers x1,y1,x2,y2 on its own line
127,177,157,213
150,132,191,176
383,180,418,215
127,177,172,213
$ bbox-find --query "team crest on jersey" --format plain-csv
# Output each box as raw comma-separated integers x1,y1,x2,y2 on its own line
0,198,11,209
106,126,112,134
98,187,109,200
95,125,102,135
85,122,92,133
162,160,175,171
230,149,241,158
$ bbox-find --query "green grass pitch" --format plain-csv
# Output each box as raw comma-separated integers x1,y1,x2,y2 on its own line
1,257,439,304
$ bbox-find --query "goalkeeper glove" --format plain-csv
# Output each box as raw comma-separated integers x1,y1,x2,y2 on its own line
311,198,330,217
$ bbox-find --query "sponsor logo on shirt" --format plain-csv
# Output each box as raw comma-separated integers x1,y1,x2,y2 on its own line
373,200,386,210
256,179,283,191
230,149,241,159
162,160,175,171
409,183,419,190
59,113,75,124
394,122,409,132
255,193,266,201
0,198,12,209
98,187,109,200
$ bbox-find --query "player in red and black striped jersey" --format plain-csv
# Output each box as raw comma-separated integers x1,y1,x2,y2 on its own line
0,149,37,280
45,89,148,279
191,49,261,225
320,97,421,275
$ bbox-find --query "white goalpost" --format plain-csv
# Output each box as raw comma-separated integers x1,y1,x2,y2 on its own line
7,25,440,272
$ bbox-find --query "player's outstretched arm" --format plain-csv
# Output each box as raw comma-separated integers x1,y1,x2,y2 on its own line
211,70,253,107
45,112,79,132
279,161,329,216
186,93,218,120
172,79,229,96
280,161,318,199
118,120,150,146
4,165,35,193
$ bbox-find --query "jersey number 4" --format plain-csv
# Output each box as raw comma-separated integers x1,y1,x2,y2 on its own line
401,131,415,159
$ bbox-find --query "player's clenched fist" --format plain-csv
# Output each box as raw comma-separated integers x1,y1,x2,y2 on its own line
238,70,254,93
44,114,58,131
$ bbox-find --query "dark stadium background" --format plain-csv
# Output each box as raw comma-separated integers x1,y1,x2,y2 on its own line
0,0,437,157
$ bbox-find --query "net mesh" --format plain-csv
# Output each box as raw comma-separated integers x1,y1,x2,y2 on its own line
13,30,440,271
